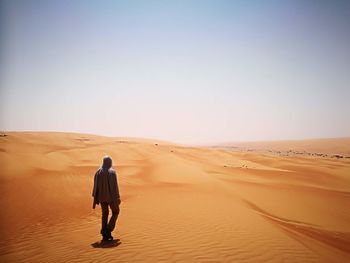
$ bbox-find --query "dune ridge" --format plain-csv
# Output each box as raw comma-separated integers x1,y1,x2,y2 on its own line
0,132,349,262
216,137,350,157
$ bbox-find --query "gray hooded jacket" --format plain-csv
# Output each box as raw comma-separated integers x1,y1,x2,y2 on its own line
92,156,120,208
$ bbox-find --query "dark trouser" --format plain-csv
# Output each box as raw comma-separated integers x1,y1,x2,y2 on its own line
101,202,120,234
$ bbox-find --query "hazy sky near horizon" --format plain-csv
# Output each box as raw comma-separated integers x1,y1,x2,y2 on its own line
1,0,349,144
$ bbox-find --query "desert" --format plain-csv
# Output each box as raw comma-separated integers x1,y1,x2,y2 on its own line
1,132,349,262
2,0,350,262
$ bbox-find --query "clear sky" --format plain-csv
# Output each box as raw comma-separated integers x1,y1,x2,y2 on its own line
1,0,349,144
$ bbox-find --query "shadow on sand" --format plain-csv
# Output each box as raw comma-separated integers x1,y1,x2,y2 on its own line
91,239,121,248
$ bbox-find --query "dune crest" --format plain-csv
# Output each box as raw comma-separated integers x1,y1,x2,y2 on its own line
215,137,350,157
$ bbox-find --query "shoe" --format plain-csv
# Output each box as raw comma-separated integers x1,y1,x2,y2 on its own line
101,228,111,241
106,229,113,240
101,229,113,241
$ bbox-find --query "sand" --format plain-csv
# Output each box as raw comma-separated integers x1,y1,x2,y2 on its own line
0,132,349,262
217,138,350,157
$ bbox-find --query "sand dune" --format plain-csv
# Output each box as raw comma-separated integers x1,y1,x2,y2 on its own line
217,138,350,157
0,132,349,262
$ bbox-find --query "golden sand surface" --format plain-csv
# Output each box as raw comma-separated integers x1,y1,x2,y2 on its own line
218,138,350,157
0,132,349,262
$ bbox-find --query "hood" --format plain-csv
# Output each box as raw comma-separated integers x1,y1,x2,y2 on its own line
102,156,112,170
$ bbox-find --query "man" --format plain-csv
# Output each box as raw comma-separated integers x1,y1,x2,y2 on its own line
92,156,121,241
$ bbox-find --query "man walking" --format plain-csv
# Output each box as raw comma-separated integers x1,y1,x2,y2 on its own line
92,156,121,241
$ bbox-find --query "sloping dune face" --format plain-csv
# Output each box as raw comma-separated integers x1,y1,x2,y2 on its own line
0,132,349,262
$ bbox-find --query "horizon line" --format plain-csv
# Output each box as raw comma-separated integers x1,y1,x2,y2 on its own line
1,129,349,146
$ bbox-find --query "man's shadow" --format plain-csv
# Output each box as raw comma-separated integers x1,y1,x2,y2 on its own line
91,239,121,248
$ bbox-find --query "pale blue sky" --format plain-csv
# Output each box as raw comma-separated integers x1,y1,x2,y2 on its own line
1,0,349,144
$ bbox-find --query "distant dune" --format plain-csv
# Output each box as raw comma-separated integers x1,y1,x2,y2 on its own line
0,132,349,262
216,137,350,157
